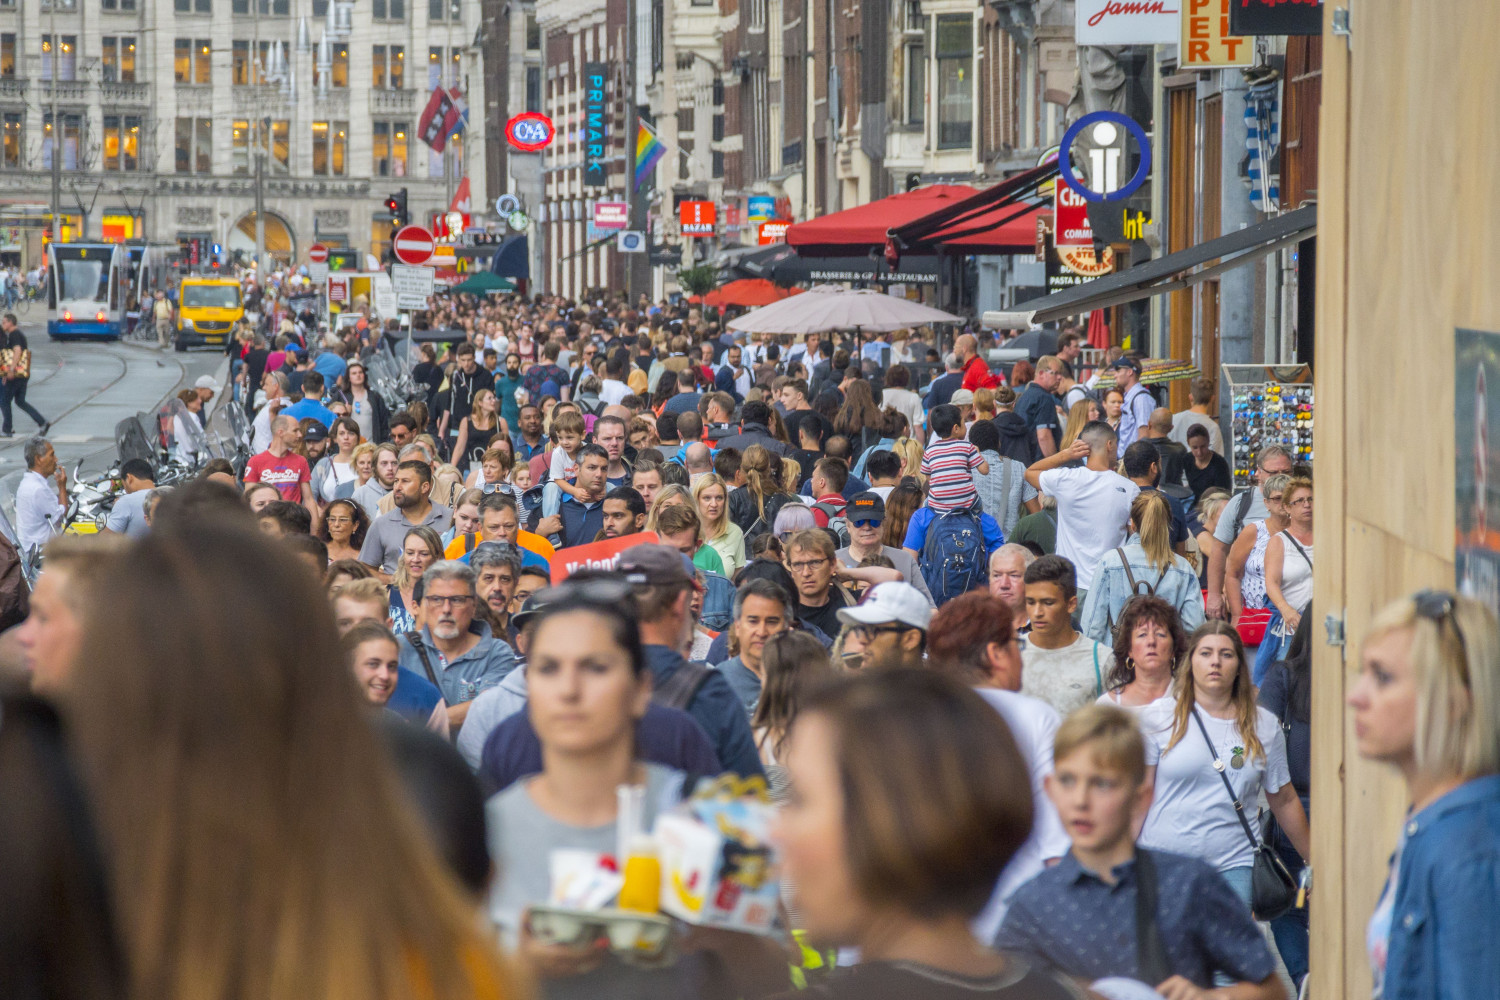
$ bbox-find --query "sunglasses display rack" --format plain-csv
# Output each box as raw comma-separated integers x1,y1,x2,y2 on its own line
1221,364,1314,490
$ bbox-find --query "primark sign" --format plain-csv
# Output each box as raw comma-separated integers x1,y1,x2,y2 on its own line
583,62,608,188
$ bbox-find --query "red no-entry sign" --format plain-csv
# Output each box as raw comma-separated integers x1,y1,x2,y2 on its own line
393,225,435,265
308,243,329,264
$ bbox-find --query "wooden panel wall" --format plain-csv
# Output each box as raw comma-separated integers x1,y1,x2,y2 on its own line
1312,4,1500,998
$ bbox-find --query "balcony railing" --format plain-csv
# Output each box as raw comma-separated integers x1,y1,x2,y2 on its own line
41,79,90,102
0,79,25,101
101,81,150,105
369,88,416,115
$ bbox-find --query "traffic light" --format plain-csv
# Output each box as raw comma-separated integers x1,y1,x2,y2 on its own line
384,188,409,228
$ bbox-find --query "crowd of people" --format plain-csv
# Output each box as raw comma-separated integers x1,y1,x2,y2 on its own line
1,288,1496,1000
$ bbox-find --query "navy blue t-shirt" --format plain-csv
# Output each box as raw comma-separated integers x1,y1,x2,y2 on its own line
1016,383,1062,440
478,702,723,796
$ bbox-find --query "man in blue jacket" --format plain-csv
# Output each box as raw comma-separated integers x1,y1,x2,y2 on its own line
617,544,765,779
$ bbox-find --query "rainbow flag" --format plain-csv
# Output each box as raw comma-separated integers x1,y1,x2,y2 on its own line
634,120,667,191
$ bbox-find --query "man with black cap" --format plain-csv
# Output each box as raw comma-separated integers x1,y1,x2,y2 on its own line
618,544,764,779
1110,356,1154,448
834,492,935,605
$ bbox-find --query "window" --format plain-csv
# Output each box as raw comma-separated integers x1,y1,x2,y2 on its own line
175,0,210,12
373,0,405,18
373,46,405,88
232,41,252,84
112,37,137,82
0,35,13,79
312,120,348,175
677,107,694,133
2,113,20,169
525,66,541,112
102,0,138,9
526,13,540,50
175,116,212,173
175,39,191,82
428,47,442,88
43,113,82,171
934,15,972,149
175,39,209,84
236,0,288,11
42,35,78,81
712,113,724,141
232,119,250,173
372,120,407,177
332,45,348,87
905,42,924,124
103,114,142,170
428,0,458,20
195,40,210,83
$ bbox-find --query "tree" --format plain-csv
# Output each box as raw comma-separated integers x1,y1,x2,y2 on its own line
676,265,717,297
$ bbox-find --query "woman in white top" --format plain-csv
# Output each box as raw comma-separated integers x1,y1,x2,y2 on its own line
1096,595,1187,711
1225,472,1292,625
1257,475,1314,684
692,473,745,578
312,417,361,504
1139,621,1310,910
878,363,926,434
170,389,206,466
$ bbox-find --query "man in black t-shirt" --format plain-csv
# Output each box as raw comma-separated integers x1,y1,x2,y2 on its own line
0,314,46,437
785,528,853,639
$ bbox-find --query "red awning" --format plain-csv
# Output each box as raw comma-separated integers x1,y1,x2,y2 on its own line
690,279,804,307
925,202,1048,252
786,185,978,256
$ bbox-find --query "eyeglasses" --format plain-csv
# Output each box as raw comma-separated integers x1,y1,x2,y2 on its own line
789,559,828,573
853,624,909,641
423,594,475,608
1412,590,1472,690
852,519,882,529
1285,497,1313,507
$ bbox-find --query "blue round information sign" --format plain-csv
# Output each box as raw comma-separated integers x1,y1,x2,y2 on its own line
1058,111,1151,203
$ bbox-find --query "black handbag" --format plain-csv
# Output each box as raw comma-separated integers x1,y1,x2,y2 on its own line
1190,708,1300,920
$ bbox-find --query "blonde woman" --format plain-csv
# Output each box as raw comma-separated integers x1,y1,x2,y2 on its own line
889,436,924,480
348,441,378,492
972,387,998,422
389,525,442,635
1081,490,1206,643
452,388,502,475
693,472,745,578
1060,398,1102,450
645,483,693,533
727,443,794,538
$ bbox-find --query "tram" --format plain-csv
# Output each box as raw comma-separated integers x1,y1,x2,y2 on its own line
47,242,128,340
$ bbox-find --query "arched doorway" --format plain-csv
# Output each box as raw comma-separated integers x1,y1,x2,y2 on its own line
227,210,296,267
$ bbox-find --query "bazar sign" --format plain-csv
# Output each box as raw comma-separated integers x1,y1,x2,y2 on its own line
758,220,790,245
1229,0,1322,36
680,200,716,236
1182,0,1253,67
1076,0,1182,44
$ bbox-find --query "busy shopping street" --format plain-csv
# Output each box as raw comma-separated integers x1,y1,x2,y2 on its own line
1,3,1497,1000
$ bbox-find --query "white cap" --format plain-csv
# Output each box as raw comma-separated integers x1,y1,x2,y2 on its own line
194,375,221,393
949,388,976,406
837,582,932,632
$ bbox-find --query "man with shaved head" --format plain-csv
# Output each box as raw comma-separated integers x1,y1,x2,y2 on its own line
957,332,1001,391
244,413,316,524
684,442,713,484
1140,406,1189,489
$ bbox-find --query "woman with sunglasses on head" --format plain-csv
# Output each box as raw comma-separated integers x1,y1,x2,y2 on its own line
485,585,686,997
1137,621,1310,914
1352,591,1500,1000
1225,472,1291,649
319,497,370,563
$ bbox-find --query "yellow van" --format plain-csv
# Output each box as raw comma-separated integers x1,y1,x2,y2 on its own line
176,276,243,351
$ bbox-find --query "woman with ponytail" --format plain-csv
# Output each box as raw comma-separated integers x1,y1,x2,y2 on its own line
728,443,793,543
1081,489,1206,643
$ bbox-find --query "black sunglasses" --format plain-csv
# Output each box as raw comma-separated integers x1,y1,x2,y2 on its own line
1412,589,1472,690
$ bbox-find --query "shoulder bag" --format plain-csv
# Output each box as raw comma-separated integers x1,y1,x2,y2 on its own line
1190,708,1299,920
1133,848,1172,985
1107,547,1168,642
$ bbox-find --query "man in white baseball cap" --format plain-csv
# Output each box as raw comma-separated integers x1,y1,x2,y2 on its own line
837,581,930,670
193,375,222,426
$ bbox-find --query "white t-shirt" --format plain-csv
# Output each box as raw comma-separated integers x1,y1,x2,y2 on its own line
320,458,357,502
970,687,1070,942
1138,700,1291,872
599,378,631,406
880,386,926,435
1036,466,1140,592
549,446,579,483
1170,409,1225,456
1021,633,1114,717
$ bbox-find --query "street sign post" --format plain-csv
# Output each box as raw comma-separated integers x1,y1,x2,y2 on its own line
393,225,436,265
308,243,329,264
391,263,436,310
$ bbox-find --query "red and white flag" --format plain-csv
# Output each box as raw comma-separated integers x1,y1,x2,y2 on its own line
449,176,471,214
418,86,457,152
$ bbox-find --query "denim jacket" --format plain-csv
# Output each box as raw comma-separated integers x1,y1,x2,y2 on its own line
1079,537,1205,643
1381,774,1500,1000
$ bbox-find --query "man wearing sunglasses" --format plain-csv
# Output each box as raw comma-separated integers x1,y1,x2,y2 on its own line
397,560,517,731
834,492,935,606
836,582,931,670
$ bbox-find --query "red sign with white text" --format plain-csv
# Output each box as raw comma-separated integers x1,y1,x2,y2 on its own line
680,200,717,236
550,532,661,584
1054,184,1094,249
758,221,790,245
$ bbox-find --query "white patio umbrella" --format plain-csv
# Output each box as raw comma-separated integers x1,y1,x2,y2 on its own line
725,283,961,334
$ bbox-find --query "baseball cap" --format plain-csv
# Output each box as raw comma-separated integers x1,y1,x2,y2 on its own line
510,591,550,632
949,388,975,406
616,543,696,589
302,421,329,443
1108,356,1142,374
846,491,885,522
194,375,221,393
837,582,933,632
